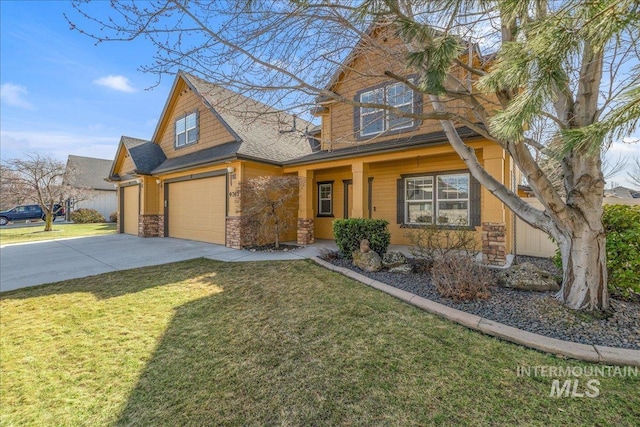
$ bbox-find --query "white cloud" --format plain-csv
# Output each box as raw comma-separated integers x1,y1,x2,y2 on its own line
93,75,137,93
0,129,118,163
0,83,34,109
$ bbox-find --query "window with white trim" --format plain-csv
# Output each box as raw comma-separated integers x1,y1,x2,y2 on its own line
175,111,198,148
405,173,470,225
360,81,414,136
318,182,333,216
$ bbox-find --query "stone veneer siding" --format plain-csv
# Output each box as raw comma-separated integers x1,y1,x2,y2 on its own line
226,216,243,249
482,222,507,266
297,218,314,245
138,214,164,237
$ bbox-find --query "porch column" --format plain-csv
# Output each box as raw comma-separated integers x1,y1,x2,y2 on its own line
297,169,315,245
351,161,369,218
481,146,507,265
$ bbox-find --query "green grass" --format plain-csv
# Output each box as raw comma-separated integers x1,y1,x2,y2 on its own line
0,223,116,245
1,259,638,426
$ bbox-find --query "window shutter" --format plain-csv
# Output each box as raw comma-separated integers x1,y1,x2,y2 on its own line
174,118,177,147
353,93,361,135
470,175,481,226
194,109,200,142
397,178,404,224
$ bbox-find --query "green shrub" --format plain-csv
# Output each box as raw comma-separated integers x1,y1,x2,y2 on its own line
333,218,391,258
554,204,640,300
71,208,106,224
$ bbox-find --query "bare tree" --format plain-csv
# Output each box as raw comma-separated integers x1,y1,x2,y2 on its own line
238,175,302,249
1,153,91,231
68,1,640,311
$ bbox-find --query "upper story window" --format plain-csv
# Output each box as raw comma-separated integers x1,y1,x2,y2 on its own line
175,110,199,148
359,81,416,137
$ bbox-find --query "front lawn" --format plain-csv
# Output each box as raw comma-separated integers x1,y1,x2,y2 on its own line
0,222,116,245
1,259,638,426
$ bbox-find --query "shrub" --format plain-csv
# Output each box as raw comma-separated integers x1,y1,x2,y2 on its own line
109,211,118,223
432,253,492,301
405,219,478,270
71,208,105,224
333,218,390,258
553,204,640,300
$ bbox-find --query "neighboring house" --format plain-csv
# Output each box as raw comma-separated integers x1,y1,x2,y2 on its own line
64,155,117,221
604,186,640,199
109,26,516,265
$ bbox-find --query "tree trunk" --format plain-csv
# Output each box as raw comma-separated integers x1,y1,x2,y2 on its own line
43,213,53,232
556,197,608,311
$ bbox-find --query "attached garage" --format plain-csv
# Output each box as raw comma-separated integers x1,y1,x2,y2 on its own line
166,175,226,244
121,184,140,235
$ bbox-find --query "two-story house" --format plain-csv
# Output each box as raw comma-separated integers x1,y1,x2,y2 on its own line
109,24,514,265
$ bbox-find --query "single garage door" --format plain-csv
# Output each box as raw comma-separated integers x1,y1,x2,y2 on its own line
168,176,226,244
122,185,139,235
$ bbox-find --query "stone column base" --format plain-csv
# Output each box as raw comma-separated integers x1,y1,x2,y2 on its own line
482,222,506,266
226,217,243,249
138,214,163,237
297,218,314,245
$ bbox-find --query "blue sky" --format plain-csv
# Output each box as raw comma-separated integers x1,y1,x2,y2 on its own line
1,1,638,188
0,1,171,163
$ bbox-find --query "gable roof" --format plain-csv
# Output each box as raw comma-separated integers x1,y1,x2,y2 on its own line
149,72,314,173
65,155,115,190
109,136,167,180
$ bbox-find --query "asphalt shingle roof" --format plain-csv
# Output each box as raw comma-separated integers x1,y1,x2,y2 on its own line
127,140,167,174
65,155,115,190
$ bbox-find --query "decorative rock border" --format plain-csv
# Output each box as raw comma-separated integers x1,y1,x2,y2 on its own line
311,257,640,367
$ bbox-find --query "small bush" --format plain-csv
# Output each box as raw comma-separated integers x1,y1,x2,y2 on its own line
432,253,492,301
109,211,118,223
333,218,390,259
405,219,478,269
71,208,105,224
553,204,640,300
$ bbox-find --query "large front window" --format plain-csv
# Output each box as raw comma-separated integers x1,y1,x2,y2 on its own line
405,173,470,225
360,81,414,136
175,111,198,148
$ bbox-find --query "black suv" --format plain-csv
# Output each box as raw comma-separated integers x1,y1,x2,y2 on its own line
0,204,65,226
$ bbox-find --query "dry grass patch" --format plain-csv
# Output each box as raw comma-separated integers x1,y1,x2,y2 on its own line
1,259,638,426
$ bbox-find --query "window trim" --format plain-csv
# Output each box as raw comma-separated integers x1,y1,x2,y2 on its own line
354,77,422,139
399,170,478,228
317,181,334,217
175,110,199,148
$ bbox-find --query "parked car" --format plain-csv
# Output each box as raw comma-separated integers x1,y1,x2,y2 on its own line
0,204,65,226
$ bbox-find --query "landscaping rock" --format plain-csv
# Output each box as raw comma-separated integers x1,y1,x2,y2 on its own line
382,251,407,268
353,250,382,272
360,239,371,253
497,262,560,292
389,264,413,274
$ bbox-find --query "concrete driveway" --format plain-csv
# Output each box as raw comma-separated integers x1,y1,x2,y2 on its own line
0,234,328,293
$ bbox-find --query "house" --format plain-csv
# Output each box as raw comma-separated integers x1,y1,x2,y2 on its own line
604,186,640,199
64,155,117,221
109,25,515,265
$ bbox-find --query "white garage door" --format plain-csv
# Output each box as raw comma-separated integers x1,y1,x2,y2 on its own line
168,176,226,244
123,185,139,235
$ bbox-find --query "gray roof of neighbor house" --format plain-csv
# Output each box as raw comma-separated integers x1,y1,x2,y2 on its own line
150,72,314,174
65,155,115,191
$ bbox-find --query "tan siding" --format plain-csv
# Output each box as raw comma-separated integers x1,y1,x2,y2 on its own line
157,79,236,159
142,176,161,215
119,155,136,175
325,28,496,151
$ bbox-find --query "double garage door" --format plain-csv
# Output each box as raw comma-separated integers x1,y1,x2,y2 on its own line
166,176,226,244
